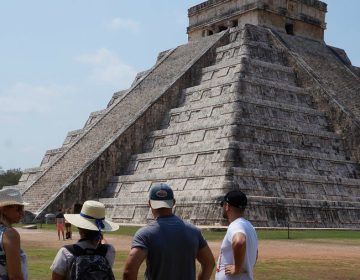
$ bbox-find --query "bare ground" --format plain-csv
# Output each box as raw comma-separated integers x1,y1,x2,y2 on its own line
17,228,360,261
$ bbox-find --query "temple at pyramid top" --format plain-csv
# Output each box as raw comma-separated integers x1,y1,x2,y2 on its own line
188,0,327,41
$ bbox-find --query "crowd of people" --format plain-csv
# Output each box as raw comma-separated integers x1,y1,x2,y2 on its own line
0,184,258,280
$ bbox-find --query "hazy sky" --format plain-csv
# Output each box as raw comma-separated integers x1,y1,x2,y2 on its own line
0,0,359,171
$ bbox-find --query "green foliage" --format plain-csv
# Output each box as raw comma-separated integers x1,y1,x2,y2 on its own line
0,167,22,189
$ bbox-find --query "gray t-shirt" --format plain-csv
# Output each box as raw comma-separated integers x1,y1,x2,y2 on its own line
132,215,207,280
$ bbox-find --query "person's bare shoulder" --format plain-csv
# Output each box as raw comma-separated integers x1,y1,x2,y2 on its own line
4,227,20,240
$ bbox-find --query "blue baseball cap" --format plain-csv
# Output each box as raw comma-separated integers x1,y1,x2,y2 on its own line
149,183,174,209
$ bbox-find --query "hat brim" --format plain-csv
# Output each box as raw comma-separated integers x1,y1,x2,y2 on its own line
150,199,174,209
0,201,30,207
64,214,119,232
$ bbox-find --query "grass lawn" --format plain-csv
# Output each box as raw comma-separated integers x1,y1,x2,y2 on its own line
23,245,142,280
31,223,360,240
254,259,360,280
25,244,360,280
21,225,360,279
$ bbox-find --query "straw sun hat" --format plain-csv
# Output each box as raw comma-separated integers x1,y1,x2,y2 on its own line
64,200,119,232
0,188,29,207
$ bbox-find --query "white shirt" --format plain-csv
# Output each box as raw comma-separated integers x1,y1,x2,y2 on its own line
50,240,115,280
215,217,258,280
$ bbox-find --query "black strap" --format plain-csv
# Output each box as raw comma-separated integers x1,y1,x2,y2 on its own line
64,244,109,257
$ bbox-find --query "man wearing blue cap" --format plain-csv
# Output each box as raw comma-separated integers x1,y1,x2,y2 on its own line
123,183,215,280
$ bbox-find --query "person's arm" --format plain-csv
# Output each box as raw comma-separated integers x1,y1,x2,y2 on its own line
225,232,246,276
3,228,24,280
51,271,66,280
50,247,68,280
196,244,215,280
123,247,147,280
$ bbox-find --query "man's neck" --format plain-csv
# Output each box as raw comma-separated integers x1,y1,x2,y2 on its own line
152,208,173,219
228,213,243,224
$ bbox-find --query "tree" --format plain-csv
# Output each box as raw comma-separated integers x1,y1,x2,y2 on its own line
0,168,22,189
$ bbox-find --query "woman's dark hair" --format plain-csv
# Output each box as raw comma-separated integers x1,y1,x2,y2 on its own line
78,227,101,240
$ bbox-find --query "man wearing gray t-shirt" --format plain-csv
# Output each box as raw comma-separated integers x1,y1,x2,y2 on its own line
123,183,215,280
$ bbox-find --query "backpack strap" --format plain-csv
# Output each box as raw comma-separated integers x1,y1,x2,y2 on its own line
64,244,85,257
64,244,109,257
95,244,109,257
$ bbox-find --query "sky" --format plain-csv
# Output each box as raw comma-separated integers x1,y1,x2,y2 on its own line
0,0,359,171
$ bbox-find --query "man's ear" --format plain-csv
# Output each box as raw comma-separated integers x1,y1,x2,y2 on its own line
173,199,176,206
225,202,230,211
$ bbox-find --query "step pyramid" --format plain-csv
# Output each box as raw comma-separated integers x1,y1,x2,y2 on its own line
17,0,360,228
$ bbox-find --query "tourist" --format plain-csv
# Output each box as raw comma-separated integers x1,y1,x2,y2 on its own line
215,190,258,280
0,188,29,279
123,183,215,280
64,208,72,240
55,209,65,241
50,200,119,280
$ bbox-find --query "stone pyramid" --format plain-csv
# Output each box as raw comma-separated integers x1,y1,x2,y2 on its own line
16,0,360,228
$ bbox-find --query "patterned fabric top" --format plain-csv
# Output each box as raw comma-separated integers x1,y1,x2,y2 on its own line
0,224,28,280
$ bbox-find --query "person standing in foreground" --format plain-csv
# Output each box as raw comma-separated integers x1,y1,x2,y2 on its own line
55,209,65,241
215,190,258,280
50,200,119,280
123,183,215,280
0,188,29,280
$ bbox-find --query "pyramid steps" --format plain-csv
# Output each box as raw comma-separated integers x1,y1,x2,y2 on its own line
125,139,357,179
20,31,228,216
145,121,344,156
216,39,289,64
200,53,296,86
99,24,360,228
162,101,329,133
182,76,313,108
168,93,326,123
126,138,235,173
234,142,359,178
235,168,360,202
245,195,360,228
276,31,360,118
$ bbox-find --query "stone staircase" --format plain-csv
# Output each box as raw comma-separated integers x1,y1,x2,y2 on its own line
99,24,360,227
18,31,227,217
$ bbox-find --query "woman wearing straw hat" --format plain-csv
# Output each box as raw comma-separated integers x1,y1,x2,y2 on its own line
0,188,29,280
50,200,119,280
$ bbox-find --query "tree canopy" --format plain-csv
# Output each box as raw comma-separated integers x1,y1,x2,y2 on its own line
0,167,22,189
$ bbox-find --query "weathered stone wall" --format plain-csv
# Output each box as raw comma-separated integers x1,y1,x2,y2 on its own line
271,30,360,164
352,66,360,78
188,0,326,41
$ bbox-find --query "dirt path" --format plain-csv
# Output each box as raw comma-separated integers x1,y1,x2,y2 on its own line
17,228,360,261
